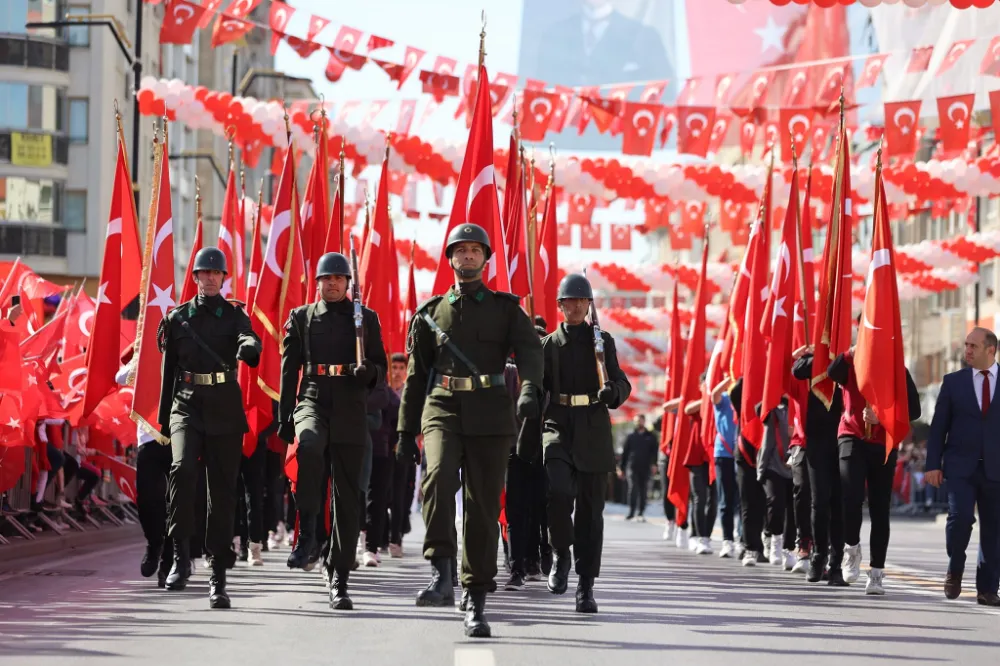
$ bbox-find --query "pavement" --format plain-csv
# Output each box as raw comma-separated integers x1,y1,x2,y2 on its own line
0,503,998,666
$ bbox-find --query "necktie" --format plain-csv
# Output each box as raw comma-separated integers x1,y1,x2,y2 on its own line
982,370,991,416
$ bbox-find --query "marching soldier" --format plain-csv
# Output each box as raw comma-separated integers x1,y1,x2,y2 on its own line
520,273,631,614
397,223,543,638
277,251,386,610
158,247,261,608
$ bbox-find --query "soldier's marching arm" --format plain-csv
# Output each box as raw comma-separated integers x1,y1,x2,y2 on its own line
156,311,178,437
233,305,261,367
508,302,544,418
600,332,631,409
398,307,436,436
278,310,303,439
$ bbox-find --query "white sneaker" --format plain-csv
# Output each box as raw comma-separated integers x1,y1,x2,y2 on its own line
275,521,287,542
267,531,282,551
843,543,862,584
202,556,212,570
362,551,379,567
635,515,647,523
762,534,772,559
783,550,796,571
865,568,885,595
742,551,758,567
389,543,403,558
695,537,713,555
374,550,382,564
719,540,735,559
734,542,746,560
675,530,689,551
769,539,784,566
249,542,264,566
688,532,699,551
662,520,677,542
791,554,809,574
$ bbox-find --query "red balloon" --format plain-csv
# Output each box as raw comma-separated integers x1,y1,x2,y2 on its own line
151,99,166,116
194,86,209,102
950,0,974,8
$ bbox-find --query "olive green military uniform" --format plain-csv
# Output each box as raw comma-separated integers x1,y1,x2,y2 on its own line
158,294,261,564
528,322,631,579
278,298,386,576
399,281,543,591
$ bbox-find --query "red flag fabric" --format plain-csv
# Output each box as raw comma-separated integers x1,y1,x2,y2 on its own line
883,101,922,159
856,54,889,89
855,163,909,459
507,165,531,298
793,169,816,352
981,36,1000,76
301,122,331,285
502,133,521,242
160,0,206,45
677,106,716,157
325,27,366,82
937,39,975,75
537,187,559,332
660,282,683,456
360,154,400,358
82,133,133,418
621,102,663,157
268,1,295,54
218,166,245,300
936,94,975,157
567,195,596,226
210,0,259,48
400,254,418,354
431,64,509,294
131,133,176,441
520,90,559,143
610,224,632,251
97,452,138,503
579,225,602,250
907,46,934,73
179,202,205,304
241,193,269,449
779,108,813,162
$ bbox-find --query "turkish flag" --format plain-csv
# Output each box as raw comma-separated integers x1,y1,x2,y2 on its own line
536,189,559,331
160,0,206,45
814,65,847,111
715,73,737,105
783,67,811,108
361,156,400,357
660,283,682,456
395,46,426,90
395,100,417,136
658,107,677,149
556,224,571,247
62,291,95,358
520,90,560,143
760,174,800,419
431,64,509,294
856,54,889,89
678,78,700,105
936,94,975,157
211,0,259,48
855,165,910,459
179,198,205,305
638,80,669,105
268,1,295,55
937,40,975,75
130,131,176,441
299,123,330,286
419,70,460,102
779,108,813,163
567,195,596,226
681,201,707,234
811,123,833,162
81,134,134,418
907,46,934,73
489,73,518,118
218,167,246,299
644,198,669,230
676,106,716,157
621,102,663,156
980,36,1000,76
580,225,602,250
581,96,622,135
400,253,418,353
720,200,746,233
667,235,709,527
669,223,693,251
546,86,576,133
284,35,322,60
324,27,366,82
748,70,774,110
794,169,816,352
97,453,138,503
606,84,634,136
738,191,772,449
505,161,530,298
739,118,758,158
707,115,731,155
884,100,922,159
610,225,632,251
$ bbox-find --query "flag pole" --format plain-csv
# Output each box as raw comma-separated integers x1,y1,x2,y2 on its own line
478,11,487,68
129,118,162,387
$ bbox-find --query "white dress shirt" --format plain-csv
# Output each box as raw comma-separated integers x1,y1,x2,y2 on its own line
973,362,998,407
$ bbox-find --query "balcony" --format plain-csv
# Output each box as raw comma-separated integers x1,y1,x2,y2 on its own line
0,35,69,72
0,224,67,258
0,132,69,166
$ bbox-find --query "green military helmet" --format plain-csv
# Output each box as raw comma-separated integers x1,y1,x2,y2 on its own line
192,247,227,274
557,273,593,301
445,223,492,260
315,252,351,279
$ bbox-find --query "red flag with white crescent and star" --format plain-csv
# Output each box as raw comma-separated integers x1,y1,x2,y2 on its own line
884,100,922,159
621,102,663,157
936,94,975,157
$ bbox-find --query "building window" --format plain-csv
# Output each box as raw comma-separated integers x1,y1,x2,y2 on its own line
64,190,85,230
0,176,63,224
0,82,67,133
68,98,87,143
66,4,90,47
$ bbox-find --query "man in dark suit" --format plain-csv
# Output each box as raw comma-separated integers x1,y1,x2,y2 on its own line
926,327,1000,606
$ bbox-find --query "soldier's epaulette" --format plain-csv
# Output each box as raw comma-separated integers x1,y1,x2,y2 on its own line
227,299,246,308
492,291,520,303
416,296,443,314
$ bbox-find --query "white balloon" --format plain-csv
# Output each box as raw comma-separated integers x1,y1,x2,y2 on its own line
140,75,157,91
152,79,169,98
164,93,181,110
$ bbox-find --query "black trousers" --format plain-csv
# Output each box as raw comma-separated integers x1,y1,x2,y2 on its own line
659,456,676,522
136,442,173,549
506,451,548,573
789,447,812,550
264,449,285,533
238,438,267,544
168,427,242,564
761,471,788,541
525,458,549,564
626,468,649,517
736,449,766,553
689,463,717,538
547,458,606,578
390,458,415,544
365,455,394,553
806,432,844,565
840,437,897,569
715,457,738,542
62,456,100,501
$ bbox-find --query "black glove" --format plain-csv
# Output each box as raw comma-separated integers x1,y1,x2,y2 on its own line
516,384,540,420
597,382,616,407
277,422,295,444
397,432,420,464
237,341,261,367
354,361,377,386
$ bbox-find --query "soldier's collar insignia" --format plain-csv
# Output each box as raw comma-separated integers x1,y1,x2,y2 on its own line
475,291,484,302
448,293,458,304
215,307,223,317
187,304,197,317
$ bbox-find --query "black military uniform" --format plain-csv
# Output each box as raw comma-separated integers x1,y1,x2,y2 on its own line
520,273,631,613
278,252,386,610
158,247,261,608
397,223,543,638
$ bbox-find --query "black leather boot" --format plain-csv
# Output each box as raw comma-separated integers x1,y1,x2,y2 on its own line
165,540,190,591
827,566,849,587
451,555,459,587
457,588,470,612
156,548,173,589
286,512,316,570
141,541,162,578
575,576,598,613
329,571,353,610
463,590,491,638
807,553,828,583
209,563,231,609
416,557,455,607
548,548,571,595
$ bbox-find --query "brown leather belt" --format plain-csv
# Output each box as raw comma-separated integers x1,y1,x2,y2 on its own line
304,363,356,377
556,393,599,407
178,370,236,386
433,373,505,392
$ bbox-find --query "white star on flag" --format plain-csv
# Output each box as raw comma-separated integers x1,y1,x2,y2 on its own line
96,282,112,307
754,16,785,54
6,418,19,428
148,284,176,318
27,374,37,386
773,296,787,320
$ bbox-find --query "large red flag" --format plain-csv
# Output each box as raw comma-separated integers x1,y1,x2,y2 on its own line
130,130,176,442
811,122,854,408
536,182,559,332
502,131,520,240
855,158,910,459
179,194,205,304
659,281,683,456
432,64,509,294
82,130,133,418
739,180,773,449
302,119,331,284
241,192,270,451
793,169,815,351
399,251,418,354
507,160,531,298
218,163,245,301
360,151,400,359
667,234,710,527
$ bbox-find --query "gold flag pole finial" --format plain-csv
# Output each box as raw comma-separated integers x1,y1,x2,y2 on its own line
478,11,487,68
876,136,884,172
385,132,392,161
283,104,291,139
839,86,846,131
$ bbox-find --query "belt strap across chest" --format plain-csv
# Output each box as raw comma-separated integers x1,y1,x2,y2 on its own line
178,370,237,386
434,373,505,392
556,393,599,407
304,363,356,377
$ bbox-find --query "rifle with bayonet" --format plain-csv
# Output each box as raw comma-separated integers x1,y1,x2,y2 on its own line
583,269,609,386
348,236,364,366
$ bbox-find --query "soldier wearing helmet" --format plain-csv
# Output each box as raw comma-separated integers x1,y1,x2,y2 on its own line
397,223,543,638
277,251,387,611
157,246,261,609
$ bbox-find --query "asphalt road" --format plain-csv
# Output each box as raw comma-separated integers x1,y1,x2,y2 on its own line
0,504,997,666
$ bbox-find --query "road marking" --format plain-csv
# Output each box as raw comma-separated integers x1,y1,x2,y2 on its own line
455,648,496,666
0,539,141,585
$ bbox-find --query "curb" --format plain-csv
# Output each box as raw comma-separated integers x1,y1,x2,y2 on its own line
0,523,141,565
